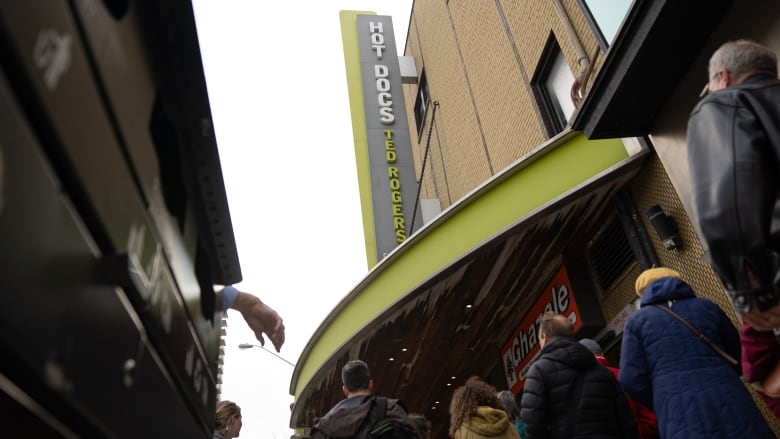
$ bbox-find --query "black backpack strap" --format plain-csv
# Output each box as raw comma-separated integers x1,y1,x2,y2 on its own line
349,396,376,436
358,397,389,438
374,397,388,423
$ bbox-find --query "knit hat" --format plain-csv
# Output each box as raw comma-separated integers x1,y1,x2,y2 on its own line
635,267,681,296
579,338,603,354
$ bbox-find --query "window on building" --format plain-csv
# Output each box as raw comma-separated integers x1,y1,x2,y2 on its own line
531,35,575,136
578,0,633,50
414,71,430,134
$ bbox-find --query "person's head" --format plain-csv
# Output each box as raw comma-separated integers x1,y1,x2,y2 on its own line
341,360,373,396
635,267,681,297
538,312,574,347
448,376,499,437
215,400,242,438
578,338,603,355
706,39,778,94
496,390,521,422
408,413,432,438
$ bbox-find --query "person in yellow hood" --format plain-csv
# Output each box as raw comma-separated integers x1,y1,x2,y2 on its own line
448,376,520,439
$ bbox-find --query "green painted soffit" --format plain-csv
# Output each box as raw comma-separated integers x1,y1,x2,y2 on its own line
292,132,629,397
340,10,378,268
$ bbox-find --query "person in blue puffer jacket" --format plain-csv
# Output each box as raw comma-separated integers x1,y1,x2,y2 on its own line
619,267,773,439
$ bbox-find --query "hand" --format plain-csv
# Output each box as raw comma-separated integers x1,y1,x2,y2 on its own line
232,291,286,352
740,303,780,332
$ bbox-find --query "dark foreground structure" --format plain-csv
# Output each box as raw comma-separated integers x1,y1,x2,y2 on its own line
0,2,238,437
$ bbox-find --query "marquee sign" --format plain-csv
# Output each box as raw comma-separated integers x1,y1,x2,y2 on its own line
353,14,422,262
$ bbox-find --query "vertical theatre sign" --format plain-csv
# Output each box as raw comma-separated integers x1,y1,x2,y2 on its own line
500,266,584,393
356,15,421,262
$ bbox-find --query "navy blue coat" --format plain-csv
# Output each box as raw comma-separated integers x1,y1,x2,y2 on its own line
618,277,772,438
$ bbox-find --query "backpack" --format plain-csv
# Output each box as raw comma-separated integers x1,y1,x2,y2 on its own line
358,397,420,439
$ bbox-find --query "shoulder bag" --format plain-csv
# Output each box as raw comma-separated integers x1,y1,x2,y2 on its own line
650,304,738,367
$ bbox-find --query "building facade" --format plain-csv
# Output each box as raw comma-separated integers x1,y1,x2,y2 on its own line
290,1,780,438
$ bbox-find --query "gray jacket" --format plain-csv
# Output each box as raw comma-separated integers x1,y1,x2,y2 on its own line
687,74,780,312
311,395,411,438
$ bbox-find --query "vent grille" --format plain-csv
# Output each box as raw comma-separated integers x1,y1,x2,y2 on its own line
589,217,634,291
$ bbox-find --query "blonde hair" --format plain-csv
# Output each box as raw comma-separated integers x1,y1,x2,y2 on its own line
215,400,241,434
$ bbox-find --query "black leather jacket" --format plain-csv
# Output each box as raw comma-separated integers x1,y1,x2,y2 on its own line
687,74,780,312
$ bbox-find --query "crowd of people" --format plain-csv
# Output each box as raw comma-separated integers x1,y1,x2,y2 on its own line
215,39,780,439
298,270,778,438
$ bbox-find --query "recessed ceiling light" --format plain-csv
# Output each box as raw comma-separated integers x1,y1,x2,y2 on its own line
465,304,472,309
451,376,456,380
446,383,451,386
388,357,395,361
401,348,408,352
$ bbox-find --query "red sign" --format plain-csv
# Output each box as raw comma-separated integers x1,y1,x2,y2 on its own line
500,266,583,393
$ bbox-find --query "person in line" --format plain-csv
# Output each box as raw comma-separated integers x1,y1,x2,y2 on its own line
448,376,520,439
408,413,432,439
741,321,780,418
619,267,773,438
496,390,527,439
578,338,658,439
520,313,637,439
214,400,242,439
686,38,780,411
311,360,418,438
211,289,283,438
217,285,285,351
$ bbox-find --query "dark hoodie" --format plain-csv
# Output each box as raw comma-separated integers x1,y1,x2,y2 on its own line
520,337,637,439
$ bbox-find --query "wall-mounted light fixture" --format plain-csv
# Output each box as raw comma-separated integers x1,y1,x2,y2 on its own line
646,204,682,250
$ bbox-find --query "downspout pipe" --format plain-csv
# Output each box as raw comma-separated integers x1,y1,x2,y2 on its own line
551,0,594,107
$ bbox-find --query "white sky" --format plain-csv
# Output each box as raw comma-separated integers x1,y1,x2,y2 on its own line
192,2,413,437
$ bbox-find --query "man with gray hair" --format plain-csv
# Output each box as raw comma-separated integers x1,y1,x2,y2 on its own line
687,39,780,330
687,40,780,416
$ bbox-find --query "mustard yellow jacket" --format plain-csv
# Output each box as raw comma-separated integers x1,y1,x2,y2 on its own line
453,406,520,439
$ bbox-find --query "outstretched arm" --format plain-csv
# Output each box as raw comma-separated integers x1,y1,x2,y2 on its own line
217,286,286,352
